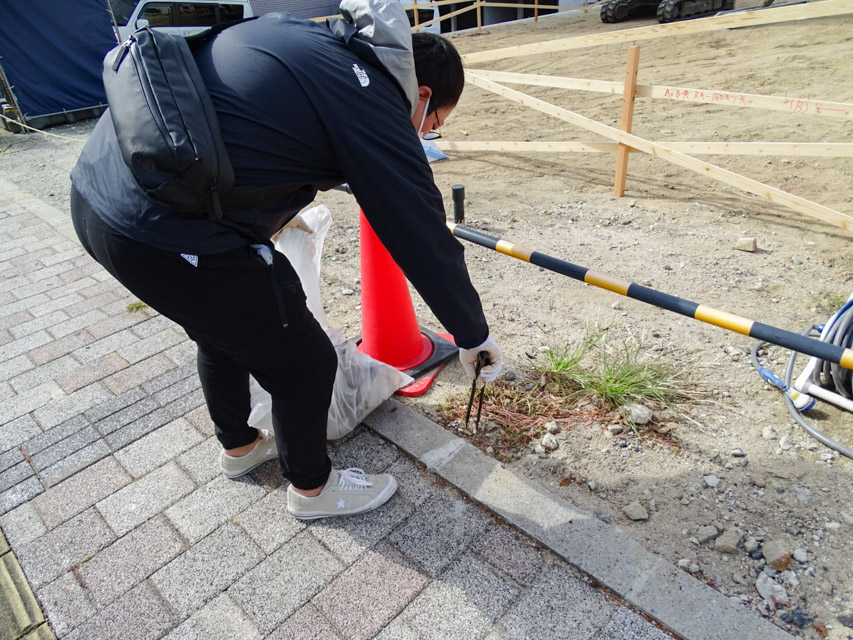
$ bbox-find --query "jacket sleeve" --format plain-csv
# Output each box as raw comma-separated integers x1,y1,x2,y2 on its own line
325,109,489,349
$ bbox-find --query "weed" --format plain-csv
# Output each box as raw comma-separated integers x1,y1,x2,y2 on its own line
811,290,848,314
126,301,149,313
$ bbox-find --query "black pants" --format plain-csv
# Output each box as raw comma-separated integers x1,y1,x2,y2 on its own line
71,188,335,490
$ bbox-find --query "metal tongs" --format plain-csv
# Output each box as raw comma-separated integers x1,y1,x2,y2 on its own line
465,350,491,432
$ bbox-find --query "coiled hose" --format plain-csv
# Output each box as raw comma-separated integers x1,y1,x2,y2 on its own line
750,299,853,459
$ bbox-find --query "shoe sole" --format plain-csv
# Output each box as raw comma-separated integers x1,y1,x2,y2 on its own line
221,459,272,479
289,477,399,520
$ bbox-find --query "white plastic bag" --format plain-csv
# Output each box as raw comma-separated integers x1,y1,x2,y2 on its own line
247,205,413,440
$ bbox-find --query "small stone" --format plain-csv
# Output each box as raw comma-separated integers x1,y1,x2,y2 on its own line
611,301,622,310
697,525,719,544
502,371,517,382
755,573,789,605
744,537,760,552
790,485,812,504
841,512,853,525
779,435,793,451
587,481,597,491
341,287,355,295
715,528,742,554
730,448,746,458
837,613,853,629
750,473,767,488
779,570,799,588
735,237,758,252
704,474,721,488
792,548,808,563
623,501,649,521
819,452,834,461
545,381,561,394
762,426,777,440
544,421,560,434
689,564,699,574
486,446,494,454
825,522,841,531
762,540,792,571
677,558,690,569
541,433,559,451
607,424,624,436
621,403,653,425
533,445,547,455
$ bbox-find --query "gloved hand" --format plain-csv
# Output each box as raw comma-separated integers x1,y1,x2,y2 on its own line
459,336,503,384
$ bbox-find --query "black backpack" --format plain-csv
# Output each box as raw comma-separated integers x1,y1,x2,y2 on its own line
102,24,242,220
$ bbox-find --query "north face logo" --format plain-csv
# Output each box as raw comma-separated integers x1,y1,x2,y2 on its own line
352,64,369,87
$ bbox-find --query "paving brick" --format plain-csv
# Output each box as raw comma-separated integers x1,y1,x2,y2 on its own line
473,524,546,588
96,462,196,536
86,311,149,340
0,380,64,426
0,293,49,320
233,486,305,554
310,492,414,565
106,390,205,450
166,475,266,544
117,328,186,364
22,415,90,456
267,604,341,640
389,492,493,577
44,276,98,300
141,363,197,396
94,396,161,438
0,502,46,548
183,405,214,437
63,290,121,318
85,388,149,425
16,507,115,588
498,563,617,639
131,315,176,339
64,580,175,640
0,309,33,332
71,328,138,364
33,456,131,529
78,278,120,300
0,354,33,387
384,456,441,508
31,382,112,430
48,309,108,340
10,275,64,301
36,571,98,637
328,429,400,473
373,617,421,640
176,437,222,486
40,440,112,488
151,374,201,407
55,353,130,394
0,245,26,263
163,593,262,640
80,514,186,607
0,274,29,294
0,460,35,493
115,418,204,478
30,292,85,318
42,247,84,268
10,354,78,394
0,330,53,364
29,329,94,365
229,531,343,634
0,414,42,454
314,541,430,640
104,353,179,395
401,553,518,640
27,256,82,282
164,340,198,367
597,606,673,640
152,522,264,620
0,447,24,474
9,310,69,341
59,260,104,284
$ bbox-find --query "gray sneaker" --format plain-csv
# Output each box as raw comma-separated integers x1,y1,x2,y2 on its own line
219,429,278,478
287,468,398,520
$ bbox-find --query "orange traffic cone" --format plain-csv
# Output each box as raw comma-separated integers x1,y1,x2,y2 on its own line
357,210,458,396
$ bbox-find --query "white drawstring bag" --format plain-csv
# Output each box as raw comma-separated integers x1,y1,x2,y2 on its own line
246,204,413,439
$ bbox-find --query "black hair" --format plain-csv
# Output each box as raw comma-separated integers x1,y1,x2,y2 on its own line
411,32,464,112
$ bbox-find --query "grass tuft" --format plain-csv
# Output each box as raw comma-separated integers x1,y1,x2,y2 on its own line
126,301,149,313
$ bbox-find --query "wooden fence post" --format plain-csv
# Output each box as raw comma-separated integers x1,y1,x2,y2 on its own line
614,46,640,197
413,1,420,31
477,0,483,30
535,0,540,21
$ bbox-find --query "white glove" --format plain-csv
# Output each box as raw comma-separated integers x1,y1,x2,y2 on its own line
459,336,503,384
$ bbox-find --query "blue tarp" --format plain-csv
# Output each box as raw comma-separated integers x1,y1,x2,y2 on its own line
0,0,117,121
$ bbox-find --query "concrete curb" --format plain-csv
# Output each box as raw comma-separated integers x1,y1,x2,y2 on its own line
364,399,794,640
0,532,55,640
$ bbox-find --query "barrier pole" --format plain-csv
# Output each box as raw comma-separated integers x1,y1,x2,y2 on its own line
446,222,853,370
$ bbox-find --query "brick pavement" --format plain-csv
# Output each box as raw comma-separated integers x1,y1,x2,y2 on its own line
0,177,788,639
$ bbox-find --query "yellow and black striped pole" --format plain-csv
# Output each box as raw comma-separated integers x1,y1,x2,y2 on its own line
447,222,853,371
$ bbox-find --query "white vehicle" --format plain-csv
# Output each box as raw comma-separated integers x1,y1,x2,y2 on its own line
109,1,254,40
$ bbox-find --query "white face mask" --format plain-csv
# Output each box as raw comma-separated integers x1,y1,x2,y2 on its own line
417,96,430,139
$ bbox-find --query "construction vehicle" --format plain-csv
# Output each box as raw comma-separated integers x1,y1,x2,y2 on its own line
600,0,737,23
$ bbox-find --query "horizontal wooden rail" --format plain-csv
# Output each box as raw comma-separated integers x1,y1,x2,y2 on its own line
436,140,853,157
465,69,853,120
465,72,853,231
461,0,853,63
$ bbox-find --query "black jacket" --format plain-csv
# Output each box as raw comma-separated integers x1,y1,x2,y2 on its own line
71,13,488,348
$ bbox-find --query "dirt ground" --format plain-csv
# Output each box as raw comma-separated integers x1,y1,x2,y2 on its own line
1,6,851,638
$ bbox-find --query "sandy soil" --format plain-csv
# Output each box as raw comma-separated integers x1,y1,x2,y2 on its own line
1,6,851,638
